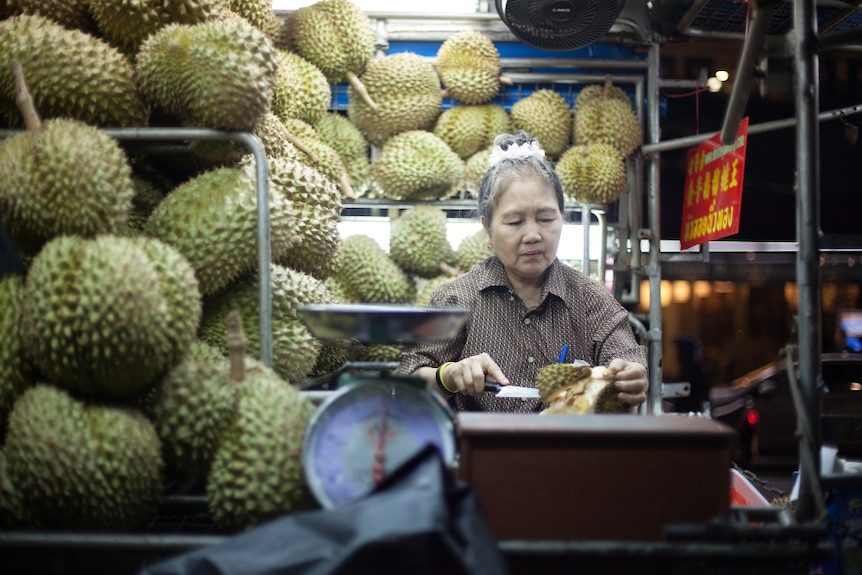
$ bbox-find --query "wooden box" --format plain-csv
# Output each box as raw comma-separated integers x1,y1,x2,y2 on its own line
456,413,735,542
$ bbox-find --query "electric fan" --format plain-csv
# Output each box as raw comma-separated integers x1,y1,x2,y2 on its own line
495,0,626,52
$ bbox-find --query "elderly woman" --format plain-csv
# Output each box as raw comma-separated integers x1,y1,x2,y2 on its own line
398,131,648,412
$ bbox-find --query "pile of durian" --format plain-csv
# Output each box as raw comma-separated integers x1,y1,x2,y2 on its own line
0,0,644,533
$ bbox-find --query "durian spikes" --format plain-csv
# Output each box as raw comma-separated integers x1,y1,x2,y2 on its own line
226,310,246,382
345,70,378,112
11,61,40,131
441,74,514,99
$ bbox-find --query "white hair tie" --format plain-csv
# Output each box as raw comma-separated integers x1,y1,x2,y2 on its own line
488,140,545,167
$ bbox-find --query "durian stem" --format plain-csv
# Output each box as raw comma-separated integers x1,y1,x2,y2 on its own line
11,61,41,131
226,310,246,382
338,170,356,200
346,71,378,112
603,74,614,99
499,75,515,86
440,88,449,99
282,129,320,164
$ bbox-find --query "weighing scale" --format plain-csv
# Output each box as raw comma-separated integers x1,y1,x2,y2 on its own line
298,303,469,509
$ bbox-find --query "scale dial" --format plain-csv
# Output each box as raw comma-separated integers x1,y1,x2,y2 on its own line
303,378,456,509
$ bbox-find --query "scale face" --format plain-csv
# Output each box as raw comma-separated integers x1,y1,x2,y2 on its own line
303,376,457,509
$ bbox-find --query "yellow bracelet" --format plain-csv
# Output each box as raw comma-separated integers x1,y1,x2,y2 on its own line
436,362,457,394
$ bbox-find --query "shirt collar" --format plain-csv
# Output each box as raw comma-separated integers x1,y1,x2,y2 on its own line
477,257,567,301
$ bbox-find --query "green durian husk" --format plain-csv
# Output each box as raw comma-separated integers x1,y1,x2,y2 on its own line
3,384,163,530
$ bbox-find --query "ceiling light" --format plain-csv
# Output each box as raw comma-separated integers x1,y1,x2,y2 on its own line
715,70,729,82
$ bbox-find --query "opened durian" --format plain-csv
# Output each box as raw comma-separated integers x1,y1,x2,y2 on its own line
536,363,629,414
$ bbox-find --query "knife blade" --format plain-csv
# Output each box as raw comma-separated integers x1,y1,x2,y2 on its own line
483,381,541,398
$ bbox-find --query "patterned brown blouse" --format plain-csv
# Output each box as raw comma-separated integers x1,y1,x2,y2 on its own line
398,257,648,413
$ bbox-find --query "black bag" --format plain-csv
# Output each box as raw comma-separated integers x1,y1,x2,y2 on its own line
140,446,508,575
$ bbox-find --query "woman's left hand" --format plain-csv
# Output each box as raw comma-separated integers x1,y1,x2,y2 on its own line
608,358,648,407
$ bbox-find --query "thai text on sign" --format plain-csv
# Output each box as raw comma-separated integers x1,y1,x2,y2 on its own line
679,117,748,250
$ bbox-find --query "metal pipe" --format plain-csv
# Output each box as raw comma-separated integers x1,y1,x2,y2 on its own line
646,43,664,416
793,0,824,523
720,1,779,144
640,103,862,154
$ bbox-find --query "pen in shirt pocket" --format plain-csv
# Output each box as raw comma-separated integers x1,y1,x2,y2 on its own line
557,344,569,364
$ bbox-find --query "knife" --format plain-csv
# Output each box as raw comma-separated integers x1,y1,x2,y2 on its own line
484,381,541,398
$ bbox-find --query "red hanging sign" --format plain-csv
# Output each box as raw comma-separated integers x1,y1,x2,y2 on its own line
679,117,749,250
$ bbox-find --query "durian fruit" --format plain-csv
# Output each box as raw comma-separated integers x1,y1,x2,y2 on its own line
3,384,163,530
280,0,377,111
207,372,318,531
415,275,456,307
224,0,281,41
0,74,135,256
389,205,457,279
354,344,404,363
89,0,222,54
144,167,298,296
456,228,494,272
21,235,175,399
434,30,508,105
136,18,277,131
199,265,334,383
539,365,629,415
0,275,33,435
372,130,465,201
348,52,444,147
509,89,572,159
152,356,239,480
462,146,492,197
334,235,417,304
243,157,341,279
3,0,95,33
433,103,511,160
0,15,147,128
556,143,628,205
535,362,592,403
131,237,202,366
0,448,28,527
573,75,643,157
314,112,371,195
272,50,331,126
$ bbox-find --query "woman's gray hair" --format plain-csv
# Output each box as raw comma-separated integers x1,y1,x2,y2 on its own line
477,131,564,225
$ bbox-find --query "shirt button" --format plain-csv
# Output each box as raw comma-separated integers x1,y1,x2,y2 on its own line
524,318,531,325
528,356,535,363
509,295,515,301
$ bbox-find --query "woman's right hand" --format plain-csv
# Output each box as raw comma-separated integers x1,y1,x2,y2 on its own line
442,353,510,396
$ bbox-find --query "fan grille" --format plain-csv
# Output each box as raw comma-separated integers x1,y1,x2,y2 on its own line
499,0,626,52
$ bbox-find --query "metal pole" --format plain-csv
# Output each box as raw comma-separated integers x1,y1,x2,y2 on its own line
641,103,862,155
646,43,663,416
719,1,779,145
793,0,824,523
